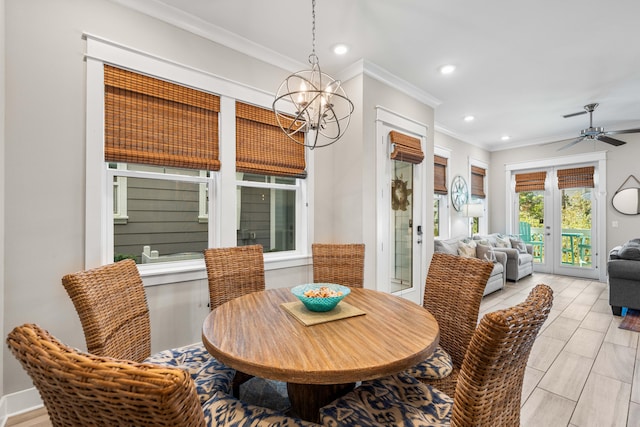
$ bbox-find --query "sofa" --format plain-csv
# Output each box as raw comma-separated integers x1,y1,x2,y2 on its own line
434,237,506,296
608,238,640,316
472,233,534,282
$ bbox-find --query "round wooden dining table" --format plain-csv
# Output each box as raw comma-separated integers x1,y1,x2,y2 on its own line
202,286,439,422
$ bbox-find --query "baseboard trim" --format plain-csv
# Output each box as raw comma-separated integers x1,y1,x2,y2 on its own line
1,387,43,424
1,394,6,427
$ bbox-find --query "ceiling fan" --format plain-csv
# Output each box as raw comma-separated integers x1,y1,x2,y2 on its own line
557,103,640,150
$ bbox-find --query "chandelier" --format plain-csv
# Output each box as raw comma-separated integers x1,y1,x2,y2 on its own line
273,0,354,149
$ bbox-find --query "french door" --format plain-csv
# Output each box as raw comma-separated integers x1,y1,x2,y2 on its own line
514,165,599,279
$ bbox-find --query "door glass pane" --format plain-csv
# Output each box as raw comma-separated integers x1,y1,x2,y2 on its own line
518,191,545,263
391,161,413,293
561,188,592,267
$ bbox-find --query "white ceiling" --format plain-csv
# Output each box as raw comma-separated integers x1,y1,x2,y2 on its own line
113,0,640,151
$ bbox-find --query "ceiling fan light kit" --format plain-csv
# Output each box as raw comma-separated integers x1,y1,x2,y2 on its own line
558,103,640,150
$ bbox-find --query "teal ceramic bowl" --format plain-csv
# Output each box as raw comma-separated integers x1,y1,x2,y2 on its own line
291,283,351,312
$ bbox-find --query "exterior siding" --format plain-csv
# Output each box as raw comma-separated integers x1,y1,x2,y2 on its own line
114,177,207,263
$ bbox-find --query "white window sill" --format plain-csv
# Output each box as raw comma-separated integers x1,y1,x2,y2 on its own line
139,254,312,287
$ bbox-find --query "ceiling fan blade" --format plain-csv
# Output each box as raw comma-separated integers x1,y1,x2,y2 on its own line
563,111,588,118
557,136,585,151
605,128,640,135
597,135,626,146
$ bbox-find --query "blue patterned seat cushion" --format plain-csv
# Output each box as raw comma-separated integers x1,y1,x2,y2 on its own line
320,372,452,427
404,346,453,380
144,342,235,403
204,391,320,426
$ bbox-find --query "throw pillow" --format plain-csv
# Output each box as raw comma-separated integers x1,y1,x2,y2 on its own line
510,238,528,254
619,244,640,261
457,240,477,258
476,243,497,262
434,239,458,256
495,235,511,248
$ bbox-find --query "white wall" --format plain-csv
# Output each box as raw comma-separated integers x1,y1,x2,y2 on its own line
311,73,436,290
2,0,435,409
434,131,491,239
0,0,6,405
2,0,312,398
490,134,640,255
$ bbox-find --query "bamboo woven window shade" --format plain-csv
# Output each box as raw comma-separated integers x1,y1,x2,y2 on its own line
471,166,486,198
389,131,424,164
515,171,547,192
434,155,448,195
236,102,307,179
557,166,595,189
104,65,221,171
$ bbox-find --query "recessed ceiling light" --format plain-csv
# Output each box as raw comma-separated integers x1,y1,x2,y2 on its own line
463,115,475,122
333,44,349,55
501,135,510,141
439,64,456,75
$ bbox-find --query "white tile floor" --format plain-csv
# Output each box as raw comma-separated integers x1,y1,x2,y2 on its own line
480,272,639,427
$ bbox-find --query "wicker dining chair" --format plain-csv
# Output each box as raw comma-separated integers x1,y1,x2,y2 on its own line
405,252,493,397
312,243,365,288
6,324,318,427
61,259,235,403
204,245,266,310
319,284,554,426
204,244,266,397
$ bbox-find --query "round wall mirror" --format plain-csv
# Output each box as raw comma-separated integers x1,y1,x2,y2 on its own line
612,187,640,215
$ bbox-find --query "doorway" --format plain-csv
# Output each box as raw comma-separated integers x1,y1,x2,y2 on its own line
375,107,427,304
513,165,599,280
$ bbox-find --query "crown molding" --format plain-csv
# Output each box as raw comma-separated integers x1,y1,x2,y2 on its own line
108,0,306,73
434,122,488,149
360,60,441,108
109,0,443,111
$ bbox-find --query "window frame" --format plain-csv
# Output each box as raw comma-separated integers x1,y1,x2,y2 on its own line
433,146,450,239
85,35,312,286
235,174,307,256
468,158,488,235
106,166,215,265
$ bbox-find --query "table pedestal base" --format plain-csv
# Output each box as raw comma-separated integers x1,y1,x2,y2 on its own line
287,382,355,423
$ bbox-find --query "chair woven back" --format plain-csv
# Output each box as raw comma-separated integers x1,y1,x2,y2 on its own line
312,243,365,288
423,253,493,368
451,284,553,427
61,259,151,362
204,245,266,310
6,324,206,427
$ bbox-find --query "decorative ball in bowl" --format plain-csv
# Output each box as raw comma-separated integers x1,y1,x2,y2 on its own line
291,283,351,312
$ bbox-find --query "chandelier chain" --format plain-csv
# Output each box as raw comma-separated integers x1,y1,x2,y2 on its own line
310,0,317,62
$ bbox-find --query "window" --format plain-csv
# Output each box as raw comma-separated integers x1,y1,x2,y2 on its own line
109,164,213,264
103,65,219,265
86,36,311,280
236,174,300,252
469,162,487,235
235,102,306,254
434,148,450,238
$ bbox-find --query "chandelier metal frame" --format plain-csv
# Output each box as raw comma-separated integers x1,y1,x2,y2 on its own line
272,0,354,149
